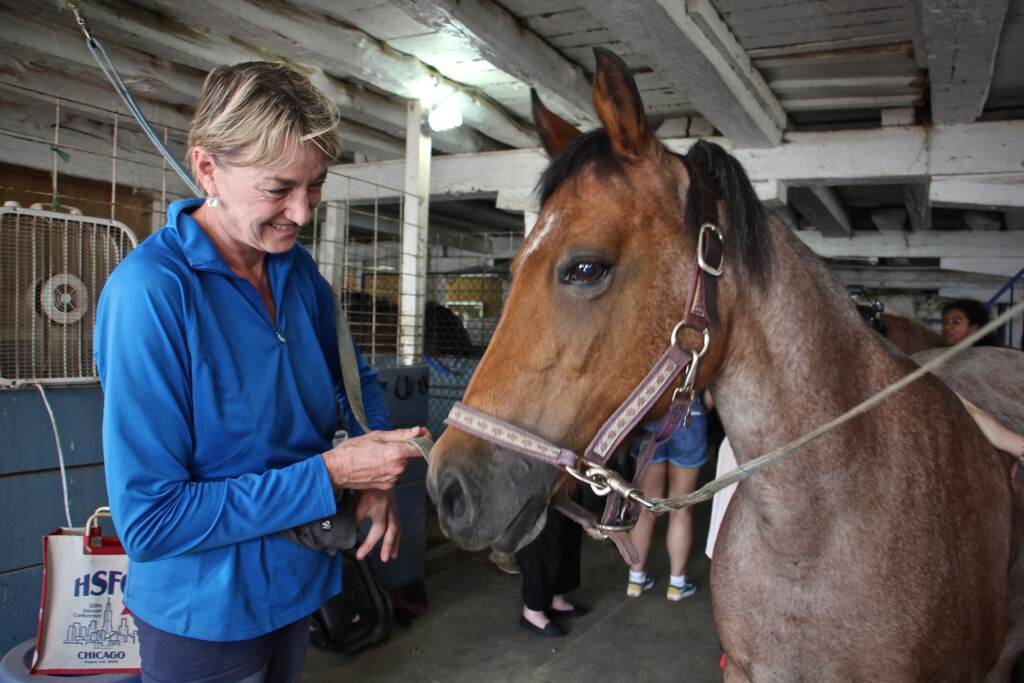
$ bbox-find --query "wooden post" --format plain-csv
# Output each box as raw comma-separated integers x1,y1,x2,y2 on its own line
400,100,431,366
320,202,349,294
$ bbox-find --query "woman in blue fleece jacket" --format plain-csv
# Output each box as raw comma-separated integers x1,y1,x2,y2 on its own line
94,62,425,683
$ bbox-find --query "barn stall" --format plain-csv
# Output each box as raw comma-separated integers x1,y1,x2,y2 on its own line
0,0,1021,680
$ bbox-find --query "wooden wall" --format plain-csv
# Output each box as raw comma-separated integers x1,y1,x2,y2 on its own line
0,162,156,240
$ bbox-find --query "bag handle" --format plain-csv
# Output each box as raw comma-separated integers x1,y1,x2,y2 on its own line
83,506,126,555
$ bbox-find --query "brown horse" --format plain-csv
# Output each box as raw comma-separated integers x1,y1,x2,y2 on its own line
882,312,944,355
427,48,1018,681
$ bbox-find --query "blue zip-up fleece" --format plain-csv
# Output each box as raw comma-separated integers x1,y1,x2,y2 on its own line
95,198,390,641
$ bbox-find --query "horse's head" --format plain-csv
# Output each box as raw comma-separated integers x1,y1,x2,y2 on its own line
427,48,770,552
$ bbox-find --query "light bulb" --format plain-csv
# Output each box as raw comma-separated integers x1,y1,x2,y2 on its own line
428,105,464,132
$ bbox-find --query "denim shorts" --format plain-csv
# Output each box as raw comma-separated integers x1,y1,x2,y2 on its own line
633,401,708,469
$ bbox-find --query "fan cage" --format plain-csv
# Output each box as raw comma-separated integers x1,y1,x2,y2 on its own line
0,206,138,386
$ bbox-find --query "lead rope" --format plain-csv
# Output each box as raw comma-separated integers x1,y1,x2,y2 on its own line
645,298,1024,514
61,0,201,197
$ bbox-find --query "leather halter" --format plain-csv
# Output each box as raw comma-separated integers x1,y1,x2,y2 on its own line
444,160,725,564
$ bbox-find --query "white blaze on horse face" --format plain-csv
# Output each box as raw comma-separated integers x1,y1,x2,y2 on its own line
520,211,559,265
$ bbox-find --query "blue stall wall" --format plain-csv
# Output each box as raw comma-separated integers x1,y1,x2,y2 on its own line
0,385,108,654
370,367,429,589
0,367,429,654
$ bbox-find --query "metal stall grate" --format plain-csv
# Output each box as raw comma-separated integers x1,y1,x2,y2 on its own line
302,173,428,372
301,179,522,436
423,233,519,436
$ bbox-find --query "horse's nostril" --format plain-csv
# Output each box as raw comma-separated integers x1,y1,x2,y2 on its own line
439,471,469,526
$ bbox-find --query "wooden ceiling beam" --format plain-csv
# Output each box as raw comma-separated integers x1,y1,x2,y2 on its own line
939,286,1016,304
0,95,404,192
788,186,852,237
134,0,534,148
586,0,787,147
55,0,493,156
831,266,1007,292
797,231,1024,260
0,74,404,162
324,122,1024,203
929,175,1024,211
0,71,193,134
0,8,202,106
780,95,919,112
869,207,908,232
387,0,597,128
912,0,1011,123
940,258,1023,277
904,182,932,231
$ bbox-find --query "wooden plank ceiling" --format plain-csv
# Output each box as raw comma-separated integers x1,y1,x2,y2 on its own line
0,0,1020,252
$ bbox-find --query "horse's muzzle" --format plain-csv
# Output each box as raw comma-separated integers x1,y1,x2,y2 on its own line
428,434,557,552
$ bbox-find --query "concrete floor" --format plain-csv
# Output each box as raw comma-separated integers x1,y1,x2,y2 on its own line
303,508,722,683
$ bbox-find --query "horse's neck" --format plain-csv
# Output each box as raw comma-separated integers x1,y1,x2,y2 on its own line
711,228,897,499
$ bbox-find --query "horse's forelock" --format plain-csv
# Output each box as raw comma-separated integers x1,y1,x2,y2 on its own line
536,129,626,206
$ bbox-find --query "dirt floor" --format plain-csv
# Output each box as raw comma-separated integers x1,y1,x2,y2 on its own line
302,503,722,683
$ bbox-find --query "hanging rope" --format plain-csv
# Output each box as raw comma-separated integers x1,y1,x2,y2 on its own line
36,384,73,528
61,0,201,197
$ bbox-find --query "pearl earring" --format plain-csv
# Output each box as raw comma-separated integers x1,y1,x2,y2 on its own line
207,196,220,208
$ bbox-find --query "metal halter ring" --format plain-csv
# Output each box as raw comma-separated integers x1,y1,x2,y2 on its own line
564,464,612,496
697,223,724,276
670,324,711,359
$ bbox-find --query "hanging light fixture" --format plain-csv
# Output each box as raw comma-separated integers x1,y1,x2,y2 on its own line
427,102,463,132
411,77,464,132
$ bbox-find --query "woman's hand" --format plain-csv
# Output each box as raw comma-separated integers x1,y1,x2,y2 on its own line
354,489,400,561
321,426,429,490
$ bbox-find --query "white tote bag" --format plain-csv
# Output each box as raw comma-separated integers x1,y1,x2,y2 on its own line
31,507,141,675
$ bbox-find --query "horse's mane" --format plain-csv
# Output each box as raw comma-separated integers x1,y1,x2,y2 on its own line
536,133,771,283
684,140,772,284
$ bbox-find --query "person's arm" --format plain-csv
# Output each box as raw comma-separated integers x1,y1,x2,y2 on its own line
96,261,337,563
958,394,1024,461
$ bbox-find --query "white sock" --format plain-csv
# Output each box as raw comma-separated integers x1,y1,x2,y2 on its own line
670,574,687,588
629,570,647,583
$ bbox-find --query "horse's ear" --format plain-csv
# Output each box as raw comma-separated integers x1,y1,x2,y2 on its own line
531,89,580,157
592,47,653,159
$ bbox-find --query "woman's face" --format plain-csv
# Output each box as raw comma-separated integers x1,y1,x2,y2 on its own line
941,307,978,346
196,145,327,263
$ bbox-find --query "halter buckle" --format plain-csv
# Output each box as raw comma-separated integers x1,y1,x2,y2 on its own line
697,223,724,276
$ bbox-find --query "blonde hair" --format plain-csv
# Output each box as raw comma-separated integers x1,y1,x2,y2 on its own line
188,62,341,172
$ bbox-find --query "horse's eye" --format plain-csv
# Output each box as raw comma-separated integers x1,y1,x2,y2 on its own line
565,261,608,284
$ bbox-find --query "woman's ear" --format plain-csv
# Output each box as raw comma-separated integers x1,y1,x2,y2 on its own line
192,146,217,196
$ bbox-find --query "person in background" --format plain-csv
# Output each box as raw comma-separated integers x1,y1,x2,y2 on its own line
625,394,709,601
95,62,425,683
514,502,586,637
941,298,1001,347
